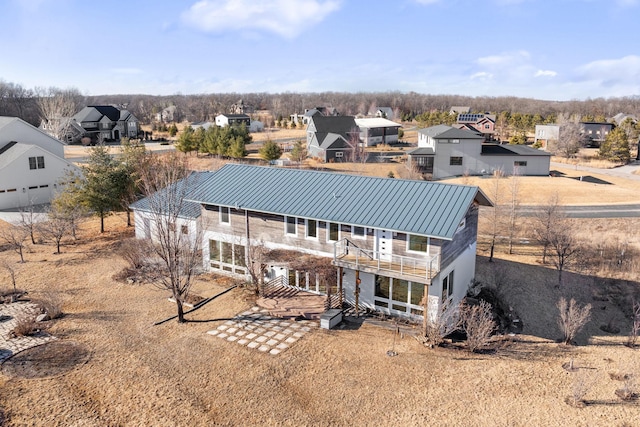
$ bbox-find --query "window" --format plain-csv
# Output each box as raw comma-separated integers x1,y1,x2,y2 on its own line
220,206,230,224
28,156,45,170
410,282,425,306
328,222,339,241
375,276,390,299
181,225,188,234
306,219,317,239
168,222,176,232
392,279,409,304
285,216,297,235
514,161,527,167
209,240,220,261
451,139,459,144
235,244,246,267
335,152,343,158
352,226,365,239
408,234,428,252
450,156,463,166
221,242,233,264
484,124,491,129
442,270,454,301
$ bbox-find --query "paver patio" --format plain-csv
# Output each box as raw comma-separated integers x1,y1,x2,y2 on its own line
207,307,316,355
0,302,56,364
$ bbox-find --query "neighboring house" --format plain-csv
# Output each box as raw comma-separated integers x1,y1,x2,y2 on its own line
369,107,395,121
229,99,254,115
215,114,251,128
191,121,216,131
0,116,79,210
408,125,550,178
155,106,177,123
533,124,560,149
71,105,140,143
581,122,614,147
173,164,491,322
450,106,471,115
456,113,496,140
249,120,264,132
291,107,340,125
130,171,213,243
354,118,402,146
306,115,358,162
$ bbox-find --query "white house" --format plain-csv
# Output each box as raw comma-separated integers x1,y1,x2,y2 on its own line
0,117,79,210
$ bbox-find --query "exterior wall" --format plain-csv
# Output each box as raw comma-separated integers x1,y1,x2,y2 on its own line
360,126,399,146
0,146,77,210
432,139,481,179
0,120,65,157
132,210,199,245
439,204,478,270
534,125,559,148
463,154,550,176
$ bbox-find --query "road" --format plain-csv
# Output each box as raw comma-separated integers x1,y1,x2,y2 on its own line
518,204,640,218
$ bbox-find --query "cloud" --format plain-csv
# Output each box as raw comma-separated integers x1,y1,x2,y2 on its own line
181,0,342,38
535,70,557,77
111,68,143,75
577,55,640,81
476,50,530,67
470,72,493,80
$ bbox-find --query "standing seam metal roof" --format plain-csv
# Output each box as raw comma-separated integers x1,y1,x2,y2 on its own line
188,164,489,240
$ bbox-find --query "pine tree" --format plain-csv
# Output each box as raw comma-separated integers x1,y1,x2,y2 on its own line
599,127,630,163
260,140,283,162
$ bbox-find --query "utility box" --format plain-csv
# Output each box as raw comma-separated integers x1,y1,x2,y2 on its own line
320,309,343,329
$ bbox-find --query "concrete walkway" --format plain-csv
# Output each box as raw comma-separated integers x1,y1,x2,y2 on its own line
207,306,316,355
0,302,56,363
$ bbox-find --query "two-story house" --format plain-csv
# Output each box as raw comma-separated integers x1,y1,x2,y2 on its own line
168,164,492,322
408,125,550,178
71,105,140,143
306,115,359,162
456,113,496,140
0,116,79,210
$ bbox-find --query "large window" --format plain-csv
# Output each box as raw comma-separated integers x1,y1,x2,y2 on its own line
442,270,454,301
352,226,365,239
306,219,317,239
328,222,339,241
209,240,220,261
285,216,297,235
408,234,428,252
220,206,230,224
450,156,463,166
221,242,233,264
374,275,426,316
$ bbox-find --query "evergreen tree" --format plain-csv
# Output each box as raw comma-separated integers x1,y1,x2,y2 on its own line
175,126,196,154
599,127,630,163
289,140,307,163
168,123,178,137
260,140,283,162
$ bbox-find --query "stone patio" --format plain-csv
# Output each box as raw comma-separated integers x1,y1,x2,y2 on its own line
207,307,316,355
0,302,56,363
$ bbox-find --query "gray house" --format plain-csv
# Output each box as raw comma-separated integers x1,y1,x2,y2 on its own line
71,105,140,143
176,164,492,322
408,125,550,178
306,115,358,162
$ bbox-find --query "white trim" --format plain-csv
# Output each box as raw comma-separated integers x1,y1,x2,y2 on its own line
285,216,297,236
351,225,366,240
326,222,340,242
305,218,318,240
219,206,231,225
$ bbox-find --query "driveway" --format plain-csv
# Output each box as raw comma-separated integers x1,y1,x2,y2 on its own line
551,160,640,182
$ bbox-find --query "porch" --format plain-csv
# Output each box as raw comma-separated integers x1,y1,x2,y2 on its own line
333,238,439,283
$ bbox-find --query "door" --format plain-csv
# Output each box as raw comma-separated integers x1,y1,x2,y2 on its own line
374,229,393,262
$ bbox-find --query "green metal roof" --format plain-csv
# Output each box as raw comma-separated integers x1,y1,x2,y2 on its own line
189,164,491,240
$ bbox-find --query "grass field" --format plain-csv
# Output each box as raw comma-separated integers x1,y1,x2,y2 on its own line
0,212,639,426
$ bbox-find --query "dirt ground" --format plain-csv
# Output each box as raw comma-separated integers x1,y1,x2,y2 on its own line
0,213,638,426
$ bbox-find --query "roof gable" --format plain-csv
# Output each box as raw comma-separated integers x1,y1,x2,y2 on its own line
308,115,357,136
189,164,490,240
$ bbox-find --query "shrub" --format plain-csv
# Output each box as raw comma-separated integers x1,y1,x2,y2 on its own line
11,314,39,337
119,238,148,269
421,302,460,347
459,300,496,352
37,292,63,320
557,297,592,345
627,300,640,348
565,371,597,408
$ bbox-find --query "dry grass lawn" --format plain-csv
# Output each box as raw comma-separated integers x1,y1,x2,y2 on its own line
0,213,638,426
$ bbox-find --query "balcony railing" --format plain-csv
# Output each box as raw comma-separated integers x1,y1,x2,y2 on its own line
333,238,439,283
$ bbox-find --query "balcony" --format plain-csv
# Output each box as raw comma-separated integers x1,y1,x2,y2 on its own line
333,238,439,283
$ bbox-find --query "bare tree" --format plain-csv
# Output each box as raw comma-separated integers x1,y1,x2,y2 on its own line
42,214,72,254
506,170,520,254
0,260,17,295
36,87,83,142
549,220,580,286
0,223,29,263
459,300,496,352
139,153,203,323
627,300,640,348
532,193,563,264
19,204,43,245
557,297,591,345
551,122,587,159
420,300,460,347
487,170,504,262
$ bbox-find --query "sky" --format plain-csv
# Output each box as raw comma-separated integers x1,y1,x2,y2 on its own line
1,0,639,101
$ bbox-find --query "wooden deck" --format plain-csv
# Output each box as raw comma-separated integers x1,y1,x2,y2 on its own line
334,253,435,283
257,284,327,320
